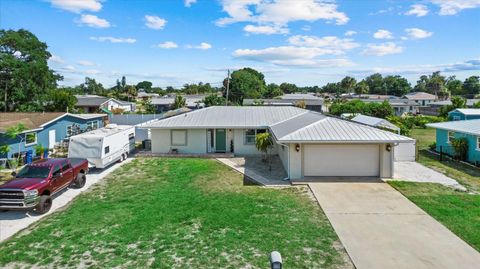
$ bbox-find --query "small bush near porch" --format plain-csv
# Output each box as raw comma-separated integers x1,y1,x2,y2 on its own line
0,158,351,268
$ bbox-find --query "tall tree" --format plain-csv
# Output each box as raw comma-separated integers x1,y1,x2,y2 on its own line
136,81,153,91
463,76,480,96
354,81,369,97
383,75,411,96
279,82,298,94
121,76,126,90
171,95,186,109
226,68,266,104
446,76,464,96
340,76,357,93
44,89,77,112
80,77,105,95
364,73,385,95
264,83,283,98
0,29,61,111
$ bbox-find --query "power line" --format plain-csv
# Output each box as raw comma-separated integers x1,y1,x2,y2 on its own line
225,69,230,106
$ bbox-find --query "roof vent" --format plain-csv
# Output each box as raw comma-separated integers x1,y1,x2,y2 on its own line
105,123,118,129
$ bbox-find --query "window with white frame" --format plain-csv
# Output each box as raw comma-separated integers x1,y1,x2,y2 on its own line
452,116,461,121
448,131,455,143
171,130,187,146
87,121,98,130
244,129,266,145
25,132,37,146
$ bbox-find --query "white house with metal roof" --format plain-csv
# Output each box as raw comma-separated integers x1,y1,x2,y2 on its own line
142,106,414,180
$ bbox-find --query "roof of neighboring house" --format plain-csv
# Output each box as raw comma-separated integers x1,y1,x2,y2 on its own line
427,119,480,136
243,98,323,106
449,108,480,116
270,111,411,143
403,92,437,100
142,106,412,143
137,91,159,98
361,99,419,106
280,93,321,100
429,99,480,107
0,113,106,132
351,114,400,131
75,95,110,106
143,106,306,129
150,97,204,107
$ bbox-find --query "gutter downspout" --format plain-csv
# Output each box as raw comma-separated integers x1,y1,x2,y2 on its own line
277,142,290,181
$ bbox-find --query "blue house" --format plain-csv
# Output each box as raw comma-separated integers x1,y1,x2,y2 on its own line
427,119,480,165
448,109,480,121
0,113,106,159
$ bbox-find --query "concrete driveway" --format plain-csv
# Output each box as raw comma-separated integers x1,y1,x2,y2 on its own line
393,161,465,190
309,181,480,269
0,158,132,242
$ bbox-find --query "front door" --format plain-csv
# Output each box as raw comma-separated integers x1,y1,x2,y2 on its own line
215,129,226,153
48,130,56,149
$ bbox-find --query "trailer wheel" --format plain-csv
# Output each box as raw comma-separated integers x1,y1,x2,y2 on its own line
35,195,52,214
118,153,124,163
74,173,86,188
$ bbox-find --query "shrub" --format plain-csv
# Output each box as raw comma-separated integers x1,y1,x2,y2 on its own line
451,138,468,161
429,142,436,151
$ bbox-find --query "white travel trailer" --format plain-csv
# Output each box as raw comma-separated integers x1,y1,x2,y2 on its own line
68,124,135,168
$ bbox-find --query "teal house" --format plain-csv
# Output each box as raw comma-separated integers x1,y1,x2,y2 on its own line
448,109,480,121
427,119,480,165
0,113,106,159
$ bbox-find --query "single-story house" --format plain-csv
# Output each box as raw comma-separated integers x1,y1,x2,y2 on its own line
0,113,106,159
351,114,416,161
362,99,420,116
419,99,480,116
136,90,159,101
243,97,323,112
448,109,480,121
427,119,480,165
142,106,413,180
75,95,136,113
150,95,205,113
403,92,437,106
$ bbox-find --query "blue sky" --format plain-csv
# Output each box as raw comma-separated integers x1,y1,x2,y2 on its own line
2,0,480,88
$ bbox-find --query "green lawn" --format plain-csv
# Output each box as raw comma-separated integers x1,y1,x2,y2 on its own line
389,181,480,251
389,128,480,252
0,158,351,268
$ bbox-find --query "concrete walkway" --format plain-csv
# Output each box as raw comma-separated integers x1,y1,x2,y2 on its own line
0,158,132,242
309,181,480,269
392,162,466,191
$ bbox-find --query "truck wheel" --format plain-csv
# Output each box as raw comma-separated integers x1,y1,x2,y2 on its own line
74,173,86,188
35,195,52,214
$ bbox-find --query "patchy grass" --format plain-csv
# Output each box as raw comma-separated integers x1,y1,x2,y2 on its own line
389,181,480,251
0,158,351,268
410,127,480,192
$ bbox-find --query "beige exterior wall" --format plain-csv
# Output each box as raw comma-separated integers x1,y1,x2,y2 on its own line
380,143,394,178
151,128,207,154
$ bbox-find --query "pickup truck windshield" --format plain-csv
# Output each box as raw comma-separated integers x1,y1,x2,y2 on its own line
16,166,51,178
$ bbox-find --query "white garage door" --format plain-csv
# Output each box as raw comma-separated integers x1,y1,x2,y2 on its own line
303,144,380,177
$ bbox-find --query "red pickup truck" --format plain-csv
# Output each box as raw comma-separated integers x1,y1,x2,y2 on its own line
0,158,89,214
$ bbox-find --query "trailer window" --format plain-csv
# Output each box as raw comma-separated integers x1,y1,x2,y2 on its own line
104,146,110,154
128,133,134,140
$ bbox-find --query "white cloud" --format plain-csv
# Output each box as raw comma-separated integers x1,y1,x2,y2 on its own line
64,65,76,71
50,0,102,13
77,14,110,28
287,35,360,52
404,28,433,39
145,15,167,30
405,4,429,17
243,24,288,35
362,42,403,56
233,46,354,68
187,42,212,50
301,25,312,31
84,69,100,75
184,0,197,7
373,29,393,39
431,0,480,15
89,36,137,43
49,55,65,64
344,30,357,36
157,41,178,49
216,0,349,35
77,60,95,66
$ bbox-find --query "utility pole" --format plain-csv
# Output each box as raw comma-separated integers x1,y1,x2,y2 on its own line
225,69,230,106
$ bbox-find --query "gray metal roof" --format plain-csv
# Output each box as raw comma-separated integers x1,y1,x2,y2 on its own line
243,98,323,106
450,108,480,115
427,119,480,136
142,106,306,129
280,93,322,100
274,114,412,143
351,114,400,131
75,95,110,106
270,112,326,140
403,92,437,100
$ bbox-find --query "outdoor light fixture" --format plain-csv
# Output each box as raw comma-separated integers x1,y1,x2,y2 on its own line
386,144,392,152
295,144,300,152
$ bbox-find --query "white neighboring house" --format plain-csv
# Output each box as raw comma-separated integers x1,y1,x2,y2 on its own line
351,114,416,161
141,106,414,181
75,95,136,113
403,92,437,106
68,124,135,168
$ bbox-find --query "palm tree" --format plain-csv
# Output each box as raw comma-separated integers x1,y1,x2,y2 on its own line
255,132,273,162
